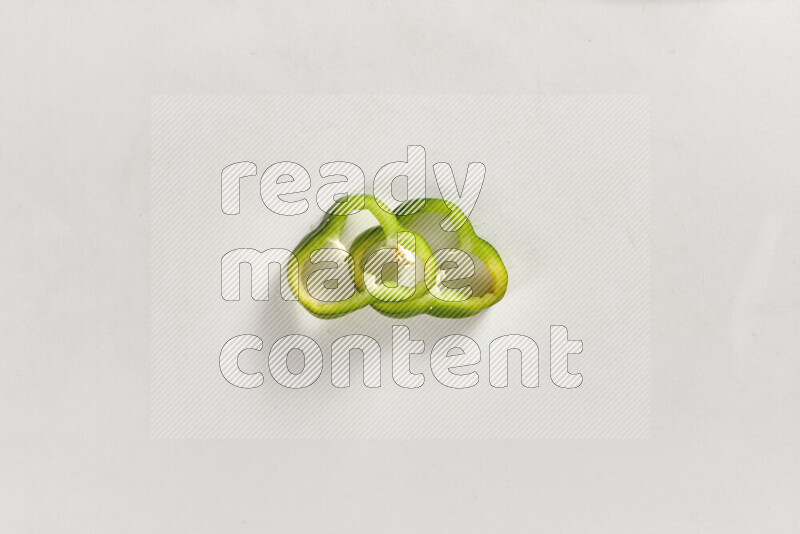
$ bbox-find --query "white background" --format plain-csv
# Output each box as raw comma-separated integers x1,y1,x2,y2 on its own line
1,1,798,532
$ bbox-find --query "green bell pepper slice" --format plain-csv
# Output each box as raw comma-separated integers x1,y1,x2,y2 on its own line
349,198,508,319
288,195,438,319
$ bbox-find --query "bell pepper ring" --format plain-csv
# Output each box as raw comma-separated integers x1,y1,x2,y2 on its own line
350,198,508,318
288,196,508,319
288,195,437,319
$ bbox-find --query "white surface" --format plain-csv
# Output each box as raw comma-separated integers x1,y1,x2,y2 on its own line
1,1,798,532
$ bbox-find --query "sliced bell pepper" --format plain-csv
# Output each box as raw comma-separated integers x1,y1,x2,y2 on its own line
288,195,437,319
289,195,508,319
350,198,508,319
